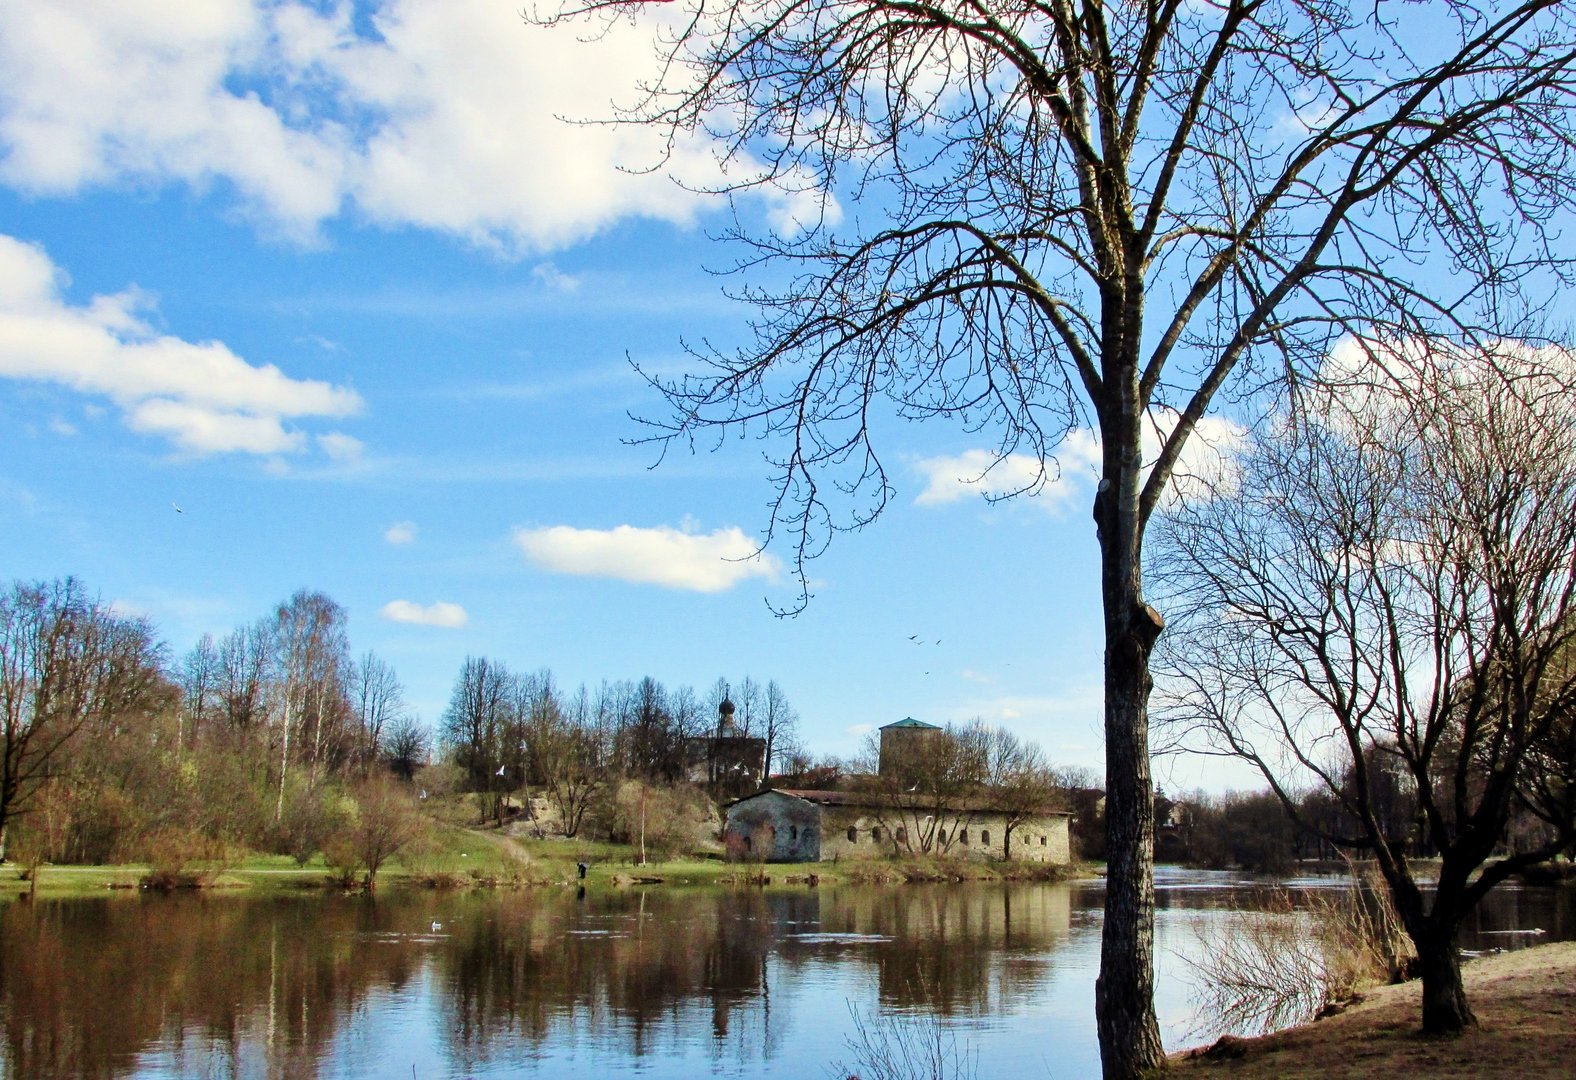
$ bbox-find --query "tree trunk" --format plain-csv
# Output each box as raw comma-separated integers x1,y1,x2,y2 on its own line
1417,926,1476,1034
1096,612,1166,1077
1093,412,1167,1078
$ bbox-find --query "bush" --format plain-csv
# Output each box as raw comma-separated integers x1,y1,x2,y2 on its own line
140,827,234,890
1186,866,1413,1040
323,775,427,890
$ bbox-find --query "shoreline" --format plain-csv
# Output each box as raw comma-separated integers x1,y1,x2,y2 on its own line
1171,939,1576,1078
0,837,1098,898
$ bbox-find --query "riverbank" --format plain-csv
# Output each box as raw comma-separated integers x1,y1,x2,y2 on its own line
1172,940,1576,1079
0,830,1094,898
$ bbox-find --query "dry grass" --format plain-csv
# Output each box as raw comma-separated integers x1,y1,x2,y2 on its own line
1173,941,1576,1079
1185,864,1413,1041
829,1002,978,1080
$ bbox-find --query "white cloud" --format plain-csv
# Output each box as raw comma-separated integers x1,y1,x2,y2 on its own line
384,520,417,546
0,0,736,251
379,599,468,628
514,522,783,592
531,263,581,292
316,431,365,464
914,437,1101,507
914,415,1245,510
0,235,362,456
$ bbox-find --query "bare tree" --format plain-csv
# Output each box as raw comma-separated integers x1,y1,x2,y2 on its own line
268,591,351,821
441,656,517,822
1156,345,1576,1032
985,727,1061,859
853,721,990,854
384,713,431,781
534,1,1576,1070
216,621,269,733
334,773,427,891
526,682,611,837
761,680,800,777
0,579,166,862
178,633,221,751
349,650,406,774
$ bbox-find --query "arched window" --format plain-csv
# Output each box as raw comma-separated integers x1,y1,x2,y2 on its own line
871,826,882,842
896,826,907,844
959,829,969,844
1040,835,1048,846
847,826,858,842
744,835,753,852
981,830,990,846
791,825,798,840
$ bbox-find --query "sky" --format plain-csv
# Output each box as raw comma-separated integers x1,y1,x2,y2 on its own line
0,0,1259,792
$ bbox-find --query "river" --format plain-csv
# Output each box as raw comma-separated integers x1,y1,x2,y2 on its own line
1,868,1569,1079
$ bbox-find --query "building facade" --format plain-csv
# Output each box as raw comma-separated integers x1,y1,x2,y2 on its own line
722,789,822,862
723,787,1072,865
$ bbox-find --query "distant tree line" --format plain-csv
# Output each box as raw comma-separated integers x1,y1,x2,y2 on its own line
0,580,428,883
436,662,806,843
0,576,820,869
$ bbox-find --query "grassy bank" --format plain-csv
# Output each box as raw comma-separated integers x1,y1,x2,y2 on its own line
0,823,1093,898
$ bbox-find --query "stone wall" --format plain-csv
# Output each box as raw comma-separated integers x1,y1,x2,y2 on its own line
818,804,1071,863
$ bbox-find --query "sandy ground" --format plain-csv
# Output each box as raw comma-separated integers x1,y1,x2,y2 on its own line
1170,940,1576,1079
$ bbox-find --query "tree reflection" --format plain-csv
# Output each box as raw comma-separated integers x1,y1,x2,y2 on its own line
0,883,1079,1078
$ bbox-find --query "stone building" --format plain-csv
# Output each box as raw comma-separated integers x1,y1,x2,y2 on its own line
877,716,943,775
684,697,767,800
722,789,821,861
723,786,1072,864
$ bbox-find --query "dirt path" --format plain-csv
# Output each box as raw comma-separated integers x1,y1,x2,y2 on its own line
1171,941,1576,1079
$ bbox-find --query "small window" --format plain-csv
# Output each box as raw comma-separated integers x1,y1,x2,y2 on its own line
959,829,969,845
847,826,858,842
791,825,798,840
937,829,948,844
896,826,907,844
1040,835,1047,846
744,835,753,852
871,826,882,841
981,830,990,846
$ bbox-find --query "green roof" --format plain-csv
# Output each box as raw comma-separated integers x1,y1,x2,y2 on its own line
881,717,941,730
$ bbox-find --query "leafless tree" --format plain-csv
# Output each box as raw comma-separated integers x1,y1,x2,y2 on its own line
383,713,431,781
349,650,406,774
215,621,269,733
761,680,800,777
441,656,517,822
269,591,352,821
336,773,427,891
533,0,1576,1068
853,721,991,854
178,633,221,751
985,727,1061,858
526,682,612,837
0,579,166,862
1156,344,1576,1032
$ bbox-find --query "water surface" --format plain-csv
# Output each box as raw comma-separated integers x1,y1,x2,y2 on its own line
1,870,1568,1079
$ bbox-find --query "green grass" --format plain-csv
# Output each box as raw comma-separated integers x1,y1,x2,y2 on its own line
0,804,1094,898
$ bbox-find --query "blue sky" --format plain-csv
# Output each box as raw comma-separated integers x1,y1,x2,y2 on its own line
0,0,1256,791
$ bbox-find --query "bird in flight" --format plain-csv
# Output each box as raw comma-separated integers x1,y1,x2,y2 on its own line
172,502,183,514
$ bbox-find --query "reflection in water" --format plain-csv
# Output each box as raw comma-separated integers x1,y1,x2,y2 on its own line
0,874,1567,1079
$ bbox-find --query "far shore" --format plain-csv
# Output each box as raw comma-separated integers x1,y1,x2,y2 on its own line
1172,940,1576,1079
0,828,1096,898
